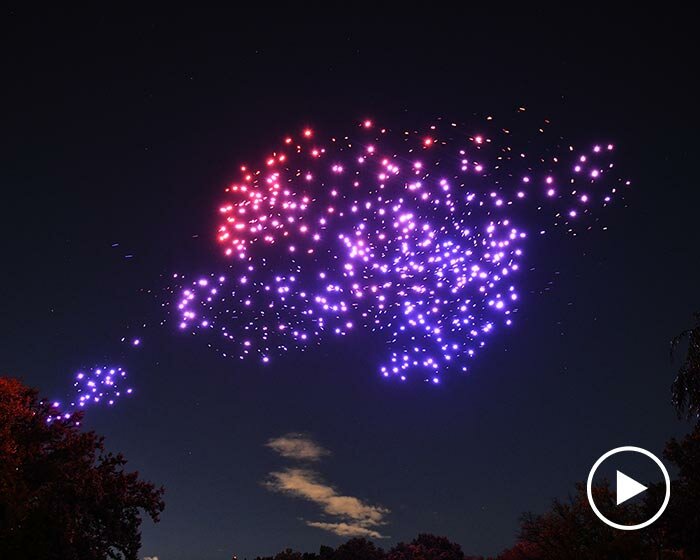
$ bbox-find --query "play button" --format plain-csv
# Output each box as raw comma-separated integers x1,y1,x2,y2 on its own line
587,446,671,531
616,470,647,505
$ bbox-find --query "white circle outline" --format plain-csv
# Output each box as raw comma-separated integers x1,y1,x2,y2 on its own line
587,445,671,531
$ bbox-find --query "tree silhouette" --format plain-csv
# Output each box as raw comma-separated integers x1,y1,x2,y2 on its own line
493,542,540,560
252,539,386,560
660,423,700,555
334,537,385,560
0,377,164,560
670,312,700,421
514,483,661,560
272,549,304,560
387,533,466,560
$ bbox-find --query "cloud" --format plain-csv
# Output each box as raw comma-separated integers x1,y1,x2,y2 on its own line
306,521,386,539
265,433,330,461
264,468,389,538
143,557,159,560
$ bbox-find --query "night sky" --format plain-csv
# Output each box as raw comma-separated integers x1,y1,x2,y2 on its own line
1,9,698,560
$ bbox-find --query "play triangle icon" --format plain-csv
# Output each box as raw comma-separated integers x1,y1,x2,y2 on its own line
616,470,648,505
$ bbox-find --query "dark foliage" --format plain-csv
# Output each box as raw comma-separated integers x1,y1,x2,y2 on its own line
251,534,482,560
661,424,700,555
387,533,467,560
334,537,385,560
515,483,665,559
252,539,384,560
671,312,700,421
0,377,165,560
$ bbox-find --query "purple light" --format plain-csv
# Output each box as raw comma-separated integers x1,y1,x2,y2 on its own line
166,115,628,384
48,365,132,422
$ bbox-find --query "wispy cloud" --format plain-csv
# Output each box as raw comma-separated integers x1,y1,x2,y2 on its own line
265,467,389,538
306,521,385,539
266,433,330,461
264,434,389,538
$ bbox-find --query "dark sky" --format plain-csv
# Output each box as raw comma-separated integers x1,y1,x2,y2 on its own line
1,9,698,559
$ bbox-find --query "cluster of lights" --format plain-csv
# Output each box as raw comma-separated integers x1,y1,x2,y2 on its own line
47,366,132,422
170,113,629,383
